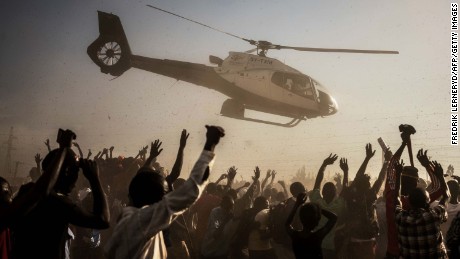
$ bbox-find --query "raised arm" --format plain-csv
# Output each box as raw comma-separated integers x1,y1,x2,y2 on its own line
314,154,338,190
417,149,442,201
109,146,114,159
261,170,271,192
166,129,189,187
285,192,307,235
278,180,290,199
432,161,450,206
355,143,376,180
69,159,110,229
142,140,163,169
316,208,338,239
44,138,51,152
339,158,349,196
371,149,392,195
2,130,75,229
225,166,237,190
394,160,404,209
34,153,42,173
86,149,93,159
215,173,227,185
73,142,84,159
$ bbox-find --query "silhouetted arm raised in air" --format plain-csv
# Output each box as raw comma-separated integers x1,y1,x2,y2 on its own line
314,154,338,190
166,130,189,188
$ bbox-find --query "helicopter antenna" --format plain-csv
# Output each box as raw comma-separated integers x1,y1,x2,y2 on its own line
146,5,253,44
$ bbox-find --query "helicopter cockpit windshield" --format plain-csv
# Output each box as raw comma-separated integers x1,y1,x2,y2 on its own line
271,72,315,99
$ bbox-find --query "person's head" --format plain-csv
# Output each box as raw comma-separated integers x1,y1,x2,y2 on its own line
354,174,371,192
290,182,306,197
0,177,12,205
220,195,234,215
206,182,218,195
43,148,79,195
129,169,168,208
401,166,419,196
448,180,459,200
253,196,269,212
322,182,337,204
262,188,272,199
299,202,322,230
276,191,286,202
408,187,429,209
29,167,41,182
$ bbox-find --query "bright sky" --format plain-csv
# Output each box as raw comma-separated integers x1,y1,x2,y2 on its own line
0,1,457,182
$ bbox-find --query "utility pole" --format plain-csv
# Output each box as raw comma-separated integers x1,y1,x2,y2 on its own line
3,127,17,177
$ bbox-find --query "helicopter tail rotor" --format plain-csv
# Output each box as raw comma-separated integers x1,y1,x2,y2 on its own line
87,11,132,76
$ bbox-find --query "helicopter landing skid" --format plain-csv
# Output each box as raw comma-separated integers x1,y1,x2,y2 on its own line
221,115,305,128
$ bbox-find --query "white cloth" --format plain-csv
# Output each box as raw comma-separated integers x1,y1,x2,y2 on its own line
105,150,215,259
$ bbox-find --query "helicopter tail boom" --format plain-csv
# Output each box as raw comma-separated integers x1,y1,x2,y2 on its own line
87,11,132,76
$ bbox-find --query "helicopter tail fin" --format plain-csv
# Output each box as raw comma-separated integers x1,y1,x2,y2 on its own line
87,11,132,76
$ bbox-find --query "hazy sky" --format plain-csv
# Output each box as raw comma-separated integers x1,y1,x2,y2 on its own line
0,0,457,182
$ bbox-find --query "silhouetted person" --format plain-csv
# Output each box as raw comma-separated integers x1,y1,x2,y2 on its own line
286,193,337,259
12,129,110,259
395,161,450,258
104,125,224,259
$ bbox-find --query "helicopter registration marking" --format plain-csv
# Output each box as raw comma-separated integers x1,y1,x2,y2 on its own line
249,57,273,65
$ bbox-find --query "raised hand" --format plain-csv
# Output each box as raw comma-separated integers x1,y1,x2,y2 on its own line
365,143,376,159
252,166,261,181
109,146,114,152
205,125,225,145
102,148,108,155
271,170,277,181
73,142,80,148
180,129,189,149
227,166,237,180
80,159,99,182
149,139,163,158
339,158,348,172
87,149,93,159
432,161,444,178
265,169,272,179
35,153,42,165
323,153,338,165
44,138,51,151
384,148,393,162
417,149,430,167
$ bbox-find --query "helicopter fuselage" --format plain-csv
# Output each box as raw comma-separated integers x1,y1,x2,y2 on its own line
129,52,337,119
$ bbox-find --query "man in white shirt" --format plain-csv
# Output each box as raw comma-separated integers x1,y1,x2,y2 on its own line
105,125,225,259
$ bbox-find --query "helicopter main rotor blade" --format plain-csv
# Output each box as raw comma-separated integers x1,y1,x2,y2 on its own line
146,5,254,44
277,45,399,54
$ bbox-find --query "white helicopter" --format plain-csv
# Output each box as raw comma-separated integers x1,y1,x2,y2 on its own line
87,6,398,127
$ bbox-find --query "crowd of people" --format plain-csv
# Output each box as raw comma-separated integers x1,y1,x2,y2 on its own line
1,124,460,259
